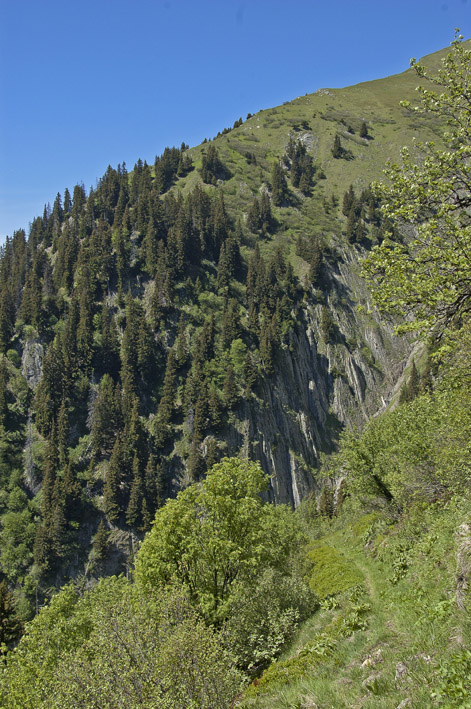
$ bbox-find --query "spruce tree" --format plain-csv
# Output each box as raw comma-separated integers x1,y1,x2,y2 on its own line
0,581,22,653
247,197,261,233
153,350,177,445
91,374,121,458
332,134,343,158
104,435,124,524
223,364,238,409
208,385,223,430
187,440,205,481
175,314,188,368
194,384,209,442
260,322,275,374
92,520,109,560
243,351,257,395
270,161,288,206
57,399,69,467
126,453,144,528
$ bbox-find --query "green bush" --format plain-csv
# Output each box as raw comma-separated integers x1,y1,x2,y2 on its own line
307,544,363,598
1,578,243,709
224,567,317,671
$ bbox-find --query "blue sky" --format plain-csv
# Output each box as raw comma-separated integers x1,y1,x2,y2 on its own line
0,0,470,241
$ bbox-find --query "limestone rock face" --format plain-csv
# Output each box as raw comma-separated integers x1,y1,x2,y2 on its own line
202,244,411,507
21,340,43,389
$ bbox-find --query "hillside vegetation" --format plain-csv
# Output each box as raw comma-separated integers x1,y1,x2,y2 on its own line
1,33,471,708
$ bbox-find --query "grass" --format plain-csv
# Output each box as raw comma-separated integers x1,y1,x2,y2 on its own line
236,494,471,708
170,47,449,273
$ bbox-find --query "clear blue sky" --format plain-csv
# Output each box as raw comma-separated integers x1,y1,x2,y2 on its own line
1,0,470,241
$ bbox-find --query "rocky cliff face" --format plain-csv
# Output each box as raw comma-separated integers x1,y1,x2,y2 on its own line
202,241,410,507
21,340,43,389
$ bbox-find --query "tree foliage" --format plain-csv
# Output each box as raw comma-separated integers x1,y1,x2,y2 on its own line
0,578,242,708
363,35,471,339
135,457,301,624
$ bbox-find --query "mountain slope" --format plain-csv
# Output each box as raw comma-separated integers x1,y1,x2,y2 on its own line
0,47,447,612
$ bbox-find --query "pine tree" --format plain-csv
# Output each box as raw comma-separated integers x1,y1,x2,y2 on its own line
201,144,224,184
332,134,343,158
63,187,72,215
260,321,275,374
104,435,125,524
247,197,261,233
33,523,54,572
137,316,156,384
57,399,69,467
62,463,81,522
41,424,59,521
187,440,205,481
223,364,238,409
49,497,67,558
345,206,359,243
260,192,273,233
126,453,144,528
211,191,230,256
175,314,188,368
76,280,94,371
216,242,230,292
221,299,241,349
144,454,166,514
243,351,257,395
91,374,121,459
208,385,223,430
360,121,369,139
0,357,8,430
400,360,420,403
153,349,177,445
99,303,120,379
271,162,288,206
318,486,334,517
123,396,147,467
194,384,209,442
92,520,109,560
121,294,141,394
0,581,22,653
205,437,219,470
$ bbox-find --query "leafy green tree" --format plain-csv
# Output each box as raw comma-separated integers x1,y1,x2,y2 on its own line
0,579,242,709
363,35,471,339
135,457,300,624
